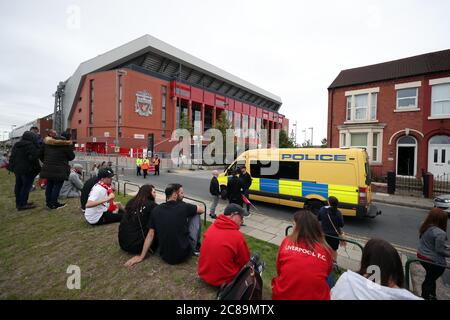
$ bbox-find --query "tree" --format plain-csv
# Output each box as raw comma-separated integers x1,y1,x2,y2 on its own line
179,112,193,135
321,138,328,148
301,139,312,148
279,129,296,148
215,111,232,138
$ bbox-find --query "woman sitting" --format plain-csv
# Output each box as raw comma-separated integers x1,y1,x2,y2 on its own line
331,238,421,300
272,209,333,300
119,184,158,254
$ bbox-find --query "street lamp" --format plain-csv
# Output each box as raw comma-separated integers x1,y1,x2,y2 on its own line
309,127,314,146
115,69,127,186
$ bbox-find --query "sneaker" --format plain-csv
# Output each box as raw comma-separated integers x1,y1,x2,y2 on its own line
47,203,56,210
209,213,217,219
193,249,200,257
54,203,67,210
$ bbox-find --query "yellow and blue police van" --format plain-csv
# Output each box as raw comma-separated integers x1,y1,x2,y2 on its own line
218,148,381,218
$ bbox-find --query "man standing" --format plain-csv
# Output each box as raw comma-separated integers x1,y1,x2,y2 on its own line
227,168,244,207
153,154,160,176
59,163,84,199
141,157,150,179
8,131,41,211
84,168,124,225
39,130,75,210
209,170,220,219
198,203,250,286
239,166,253,213
136,156,143,176
124,183,205,266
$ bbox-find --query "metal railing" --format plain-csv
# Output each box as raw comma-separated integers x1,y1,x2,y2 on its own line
395,175,423,197
122,182,208,226
284,225,364,253
434,173,450,196
404,258,450,291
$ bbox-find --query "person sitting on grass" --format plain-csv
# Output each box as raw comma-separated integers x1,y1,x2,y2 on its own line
59,163,84,199
272,209,333,300
84,168,124,225
124,183,204,266
198,203,250,287
331,238,421,300
119,184,158,254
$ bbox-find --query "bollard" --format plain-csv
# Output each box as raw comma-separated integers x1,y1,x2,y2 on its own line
387,171,396,195
422,172,434,198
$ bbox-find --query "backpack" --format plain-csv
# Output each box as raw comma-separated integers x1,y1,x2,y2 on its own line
217,254,265,300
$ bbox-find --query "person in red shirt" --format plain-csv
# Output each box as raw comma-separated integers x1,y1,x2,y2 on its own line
198,203,250,287
272,209,333,300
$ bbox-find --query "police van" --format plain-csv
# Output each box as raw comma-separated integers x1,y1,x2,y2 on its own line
218,148,381,218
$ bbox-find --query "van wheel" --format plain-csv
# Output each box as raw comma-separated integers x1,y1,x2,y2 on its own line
306,200,323,216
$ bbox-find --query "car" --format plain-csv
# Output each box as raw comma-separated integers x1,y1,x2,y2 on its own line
433,194,450,216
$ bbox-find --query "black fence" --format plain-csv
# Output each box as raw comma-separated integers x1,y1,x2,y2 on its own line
434,173,450,196
394,175,423,197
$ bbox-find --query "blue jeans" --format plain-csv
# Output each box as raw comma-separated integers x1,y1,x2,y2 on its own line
46,179,64,207
14,174,35,207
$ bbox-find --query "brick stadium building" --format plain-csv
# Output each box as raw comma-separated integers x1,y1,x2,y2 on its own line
55,35,288,157
328,49,450,178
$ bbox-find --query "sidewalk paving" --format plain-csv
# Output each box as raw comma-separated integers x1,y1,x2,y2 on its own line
372,192,433,210
118,179,448,299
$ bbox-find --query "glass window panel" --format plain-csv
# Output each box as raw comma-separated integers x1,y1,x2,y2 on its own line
350,133,368,147
398,97,417,108
434,149,438,163
429,135,450,144
373,133,378,147
371,93,377,120
397,88,417,99
442,149,446,164
398,136,416,145
432,84,450,116
346,96,352,120
355,94,368,120
372,147,378,161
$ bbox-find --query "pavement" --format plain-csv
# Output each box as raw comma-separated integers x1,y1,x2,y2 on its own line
372,192,434,210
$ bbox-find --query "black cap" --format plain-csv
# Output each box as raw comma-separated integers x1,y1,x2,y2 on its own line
223,203,249,217
98,168,114,179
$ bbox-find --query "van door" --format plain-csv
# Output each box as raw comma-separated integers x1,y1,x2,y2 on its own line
249,160,280,205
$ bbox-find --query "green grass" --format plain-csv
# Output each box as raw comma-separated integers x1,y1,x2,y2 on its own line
0,170,279,299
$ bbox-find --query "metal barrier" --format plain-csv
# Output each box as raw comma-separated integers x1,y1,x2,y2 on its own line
122,182,208,227
284,225,364,253
404,258,450,291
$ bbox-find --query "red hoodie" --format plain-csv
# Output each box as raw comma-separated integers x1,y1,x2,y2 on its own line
198,215,250,286
272,237,332,300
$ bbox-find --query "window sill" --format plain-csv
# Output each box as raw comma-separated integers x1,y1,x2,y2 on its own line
344,120,379,124
428,115,450,120
369,162,383,166
394,108,420,113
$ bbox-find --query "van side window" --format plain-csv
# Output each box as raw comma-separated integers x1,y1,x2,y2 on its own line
279,161,299,180
251,161,277,179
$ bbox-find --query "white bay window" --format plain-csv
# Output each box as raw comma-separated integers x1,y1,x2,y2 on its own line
345,88,379,122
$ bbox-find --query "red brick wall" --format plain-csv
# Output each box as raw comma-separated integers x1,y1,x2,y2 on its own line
328,71,450,177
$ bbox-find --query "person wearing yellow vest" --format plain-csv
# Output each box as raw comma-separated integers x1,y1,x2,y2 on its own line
136,156,143,176
141,158,151,179
153,154,161,176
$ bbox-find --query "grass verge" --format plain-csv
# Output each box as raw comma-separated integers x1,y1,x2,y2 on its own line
0,169,278,299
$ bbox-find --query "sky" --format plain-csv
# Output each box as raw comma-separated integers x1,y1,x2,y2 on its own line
0,0,449,143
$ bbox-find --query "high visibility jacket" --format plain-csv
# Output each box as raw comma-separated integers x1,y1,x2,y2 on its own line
154,158,160,166
136,158,143,166
141,159,150,170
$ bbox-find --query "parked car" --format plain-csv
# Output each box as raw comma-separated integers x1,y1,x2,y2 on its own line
433,194,450,217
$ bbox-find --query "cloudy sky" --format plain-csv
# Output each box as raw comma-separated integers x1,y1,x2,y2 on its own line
1,0,449,143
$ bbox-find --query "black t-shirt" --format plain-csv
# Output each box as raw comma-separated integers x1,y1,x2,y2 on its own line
150,200,198,265
118,200,157,253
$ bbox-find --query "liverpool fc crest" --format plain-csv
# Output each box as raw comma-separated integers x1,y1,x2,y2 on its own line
135,91,153,116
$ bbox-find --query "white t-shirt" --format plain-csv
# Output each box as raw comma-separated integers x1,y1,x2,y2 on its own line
84,184,109,224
